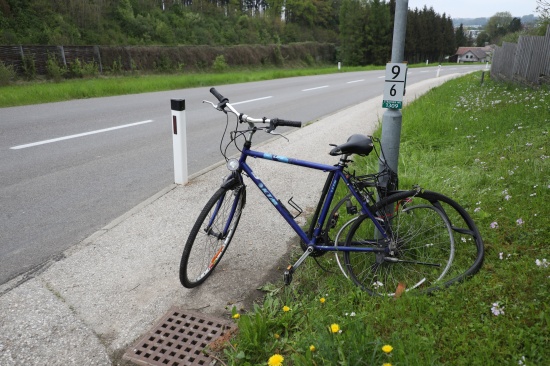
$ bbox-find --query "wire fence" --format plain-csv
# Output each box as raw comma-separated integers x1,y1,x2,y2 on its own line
0,43,336,76
491,25,550,86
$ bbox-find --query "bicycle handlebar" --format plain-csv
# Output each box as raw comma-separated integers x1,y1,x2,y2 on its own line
210,87,228,104
208,87,302,131
270,118,302,128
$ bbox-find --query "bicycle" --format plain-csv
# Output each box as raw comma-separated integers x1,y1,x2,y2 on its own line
179,88,484,296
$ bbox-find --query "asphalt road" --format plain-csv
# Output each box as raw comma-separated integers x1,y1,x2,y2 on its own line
0,65,484,285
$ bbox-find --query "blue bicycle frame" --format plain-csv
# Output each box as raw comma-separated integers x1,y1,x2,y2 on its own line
236,145,389,253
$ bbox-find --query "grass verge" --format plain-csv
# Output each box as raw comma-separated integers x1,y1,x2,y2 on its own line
0,65,382,108
219,73,549,365
0,63,472,108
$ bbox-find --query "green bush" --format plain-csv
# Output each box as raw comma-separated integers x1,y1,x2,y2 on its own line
273,44,284,66
154,54,172,72
81,60,99,77
69,58,84,78
0,61,17,86
21,54,36,80
212,55,228,72
45,54,66,82
111,56,124,74
130,58,138,73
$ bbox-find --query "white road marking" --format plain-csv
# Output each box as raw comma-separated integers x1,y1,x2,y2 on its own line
11,120,154,150
302,85,329,91
232,96,272,105
347,79,364,84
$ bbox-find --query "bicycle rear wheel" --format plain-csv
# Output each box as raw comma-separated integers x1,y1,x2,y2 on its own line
179,185,246,288
344,191,455,296
401,190,485,285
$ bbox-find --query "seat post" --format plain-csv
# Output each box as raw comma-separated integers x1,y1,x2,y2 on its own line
338,154,351,167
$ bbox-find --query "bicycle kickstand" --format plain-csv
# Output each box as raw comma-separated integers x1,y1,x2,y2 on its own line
284,246,314,285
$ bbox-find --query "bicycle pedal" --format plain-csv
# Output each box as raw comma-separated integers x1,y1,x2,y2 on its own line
283,265,294,286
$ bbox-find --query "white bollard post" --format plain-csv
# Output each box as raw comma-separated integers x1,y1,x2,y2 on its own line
171,99,188,185
338,61,341,71
436,65,441,77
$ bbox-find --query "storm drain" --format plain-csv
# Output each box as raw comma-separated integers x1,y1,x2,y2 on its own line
123,307,236,366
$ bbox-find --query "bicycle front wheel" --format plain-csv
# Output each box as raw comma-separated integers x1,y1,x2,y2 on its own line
179,185,246,288
344,192,455,296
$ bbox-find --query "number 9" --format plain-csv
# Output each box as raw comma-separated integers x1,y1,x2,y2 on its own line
392,65,400,79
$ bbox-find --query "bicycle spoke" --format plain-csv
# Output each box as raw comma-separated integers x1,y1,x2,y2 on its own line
345,195,455,296
180,187,245,288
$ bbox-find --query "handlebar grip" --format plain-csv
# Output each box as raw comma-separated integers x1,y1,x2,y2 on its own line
210,87,228,104
273,118,302,128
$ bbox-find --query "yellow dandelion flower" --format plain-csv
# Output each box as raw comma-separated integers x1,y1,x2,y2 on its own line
383,363,392,366
282,306,290,312
309,345,316,352
330,323,340,333
232,313,240,319
320,297,326,303
274,333,280,339
268,353,284,366
382,345,393,353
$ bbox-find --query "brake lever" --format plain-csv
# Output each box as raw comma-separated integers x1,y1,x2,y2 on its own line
268,130,289,142
202,100,217,108
202,99,227,112
266,120,275,133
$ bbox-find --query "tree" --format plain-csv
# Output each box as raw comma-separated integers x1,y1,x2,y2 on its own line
417,6,438,62
485,11,513,42
537,0,550,20
475,31,490,47
405,8,420,63
364,0,391,65
441,15,456,59
339,0,366,65
535,0,550,35
508,17,522,33
404,6,456,63
284,0,317,27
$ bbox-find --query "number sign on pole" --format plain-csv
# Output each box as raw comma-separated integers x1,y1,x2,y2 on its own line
382,63,407,109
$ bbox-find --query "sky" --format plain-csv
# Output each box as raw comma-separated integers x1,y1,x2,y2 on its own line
407,0,539,19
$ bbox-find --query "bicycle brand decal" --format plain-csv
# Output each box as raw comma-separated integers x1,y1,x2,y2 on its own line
258,182,278,206
329,177,338,193
263,153,289,163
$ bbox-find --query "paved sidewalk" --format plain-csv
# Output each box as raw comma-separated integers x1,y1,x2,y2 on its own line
0,74,462,365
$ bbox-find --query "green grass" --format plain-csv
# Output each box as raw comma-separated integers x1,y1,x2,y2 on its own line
219,74,550,365
0,65,382,108
0,63,473,108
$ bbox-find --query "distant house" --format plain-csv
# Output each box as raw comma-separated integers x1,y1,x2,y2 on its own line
451,46,494,63
467,29,483,39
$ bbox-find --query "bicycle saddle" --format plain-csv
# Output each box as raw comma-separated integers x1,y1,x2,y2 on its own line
329,134,374,156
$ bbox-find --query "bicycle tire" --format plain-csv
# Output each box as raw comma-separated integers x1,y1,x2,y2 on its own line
321,193,361,276
395,190,485,285
179,185,246,288
344,191,456,295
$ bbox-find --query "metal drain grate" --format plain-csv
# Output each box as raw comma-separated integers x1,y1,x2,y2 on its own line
123,307,236,366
